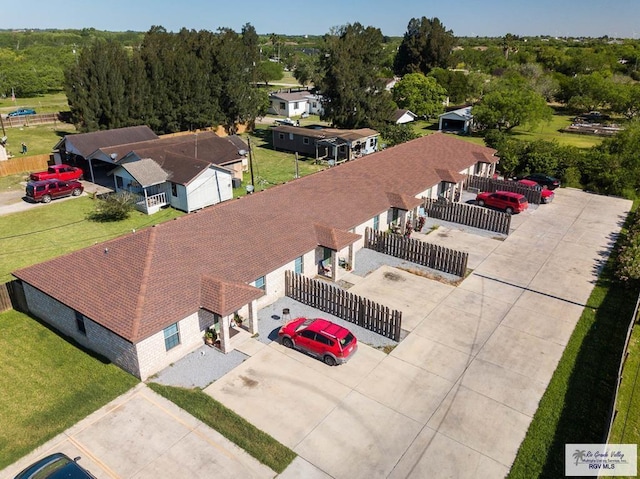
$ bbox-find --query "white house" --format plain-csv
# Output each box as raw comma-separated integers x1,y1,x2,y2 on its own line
268,90,324,117
391,109,418,124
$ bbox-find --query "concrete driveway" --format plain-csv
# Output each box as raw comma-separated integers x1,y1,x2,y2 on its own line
1,384,275,479
204,188,632,479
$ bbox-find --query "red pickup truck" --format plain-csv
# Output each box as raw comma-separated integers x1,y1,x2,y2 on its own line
29,164,83,182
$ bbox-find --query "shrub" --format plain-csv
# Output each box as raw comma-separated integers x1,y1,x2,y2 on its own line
88,191,136,222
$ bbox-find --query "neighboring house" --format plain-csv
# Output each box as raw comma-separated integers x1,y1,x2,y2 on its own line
438,106,474,133
13,133,498,381
272,125,379,163
53,125,159,173
56,129,246,214
383,77,400,91
268,89,324,117
391,109,418,124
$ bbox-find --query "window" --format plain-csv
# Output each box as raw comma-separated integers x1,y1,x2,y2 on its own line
255,275,266,291
373,215,380,231
75,311,86,335
315,334,334,346
392,209,399,222
295,256,304,274
289,133,294,140
294,102,299,109
163,323,180,351
115,176,124,189
303,137,310,145
279,102,285,110
279,133,285,140
299,330,316,340
171,183,178,197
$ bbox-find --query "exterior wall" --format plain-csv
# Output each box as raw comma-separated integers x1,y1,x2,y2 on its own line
184,167,232,212
360,136,378,155
135,310,210,380
112,169,136,193
306,96,324,115
22,283,141,378
268,98,307,117
168,183,188,212
272,130,320,157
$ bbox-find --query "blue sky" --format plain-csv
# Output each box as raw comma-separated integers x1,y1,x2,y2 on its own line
3,0,639,38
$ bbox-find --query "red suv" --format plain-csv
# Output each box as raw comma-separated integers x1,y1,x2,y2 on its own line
278,317,358,365
26,179,84,203
476,190,528,214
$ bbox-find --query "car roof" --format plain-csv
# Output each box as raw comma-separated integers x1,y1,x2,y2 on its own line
494,190,526,199
308,318,350,338
14,453,92,479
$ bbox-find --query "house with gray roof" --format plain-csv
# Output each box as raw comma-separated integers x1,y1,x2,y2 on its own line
438,106,474,133
13,133,498,380
268,89,324,117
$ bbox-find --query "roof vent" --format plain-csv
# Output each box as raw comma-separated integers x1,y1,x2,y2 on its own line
104,248,109,254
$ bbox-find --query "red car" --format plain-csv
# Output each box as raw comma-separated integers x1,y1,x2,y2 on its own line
26,179,84,203
518,179,555,204
30,164,83,182
476,190,528,214
278,317,358,365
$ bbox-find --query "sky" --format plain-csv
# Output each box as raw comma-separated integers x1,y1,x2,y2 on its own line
3,0,640,38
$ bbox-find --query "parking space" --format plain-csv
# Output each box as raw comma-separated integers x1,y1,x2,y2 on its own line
203,188,632,478
2,385,275,479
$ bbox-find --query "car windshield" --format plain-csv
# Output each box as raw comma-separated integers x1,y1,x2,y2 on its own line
26,456,71,479
339,333,355,347
518,197,527,204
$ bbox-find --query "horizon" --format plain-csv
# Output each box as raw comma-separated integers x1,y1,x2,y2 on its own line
2,0,639,40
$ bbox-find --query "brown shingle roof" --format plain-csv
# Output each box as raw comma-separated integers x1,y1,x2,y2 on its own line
59,126,159,158
314,224,361,251
386,192,423,211
272,125,378,142
201,276,264,317
14,133,496,343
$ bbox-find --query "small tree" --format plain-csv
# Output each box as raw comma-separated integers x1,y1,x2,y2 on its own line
256,61,284,86
88,192,136,222
379,124,419,147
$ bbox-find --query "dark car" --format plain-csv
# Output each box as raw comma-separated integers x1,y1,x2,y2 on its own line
25,179,84,203
523,173,561,190
14,453,96,479
278,317,358,365
8,108,36,117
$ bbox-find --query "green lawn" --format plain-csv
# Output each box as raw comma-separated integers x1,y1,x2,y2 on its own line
0,92,69,116
0,197,183,284
148,383,296,473
508,209,637,478
608,318,640,447
510,112,605,149
0,309,139,469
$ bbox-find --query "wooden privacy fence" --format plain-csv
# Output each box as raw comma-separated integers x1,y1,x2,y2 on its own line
422,198,511,235
0,154,50,177
2,113,60,128
0,280,28,313
365,227,468,277
466,175,543,205
285,271,402,341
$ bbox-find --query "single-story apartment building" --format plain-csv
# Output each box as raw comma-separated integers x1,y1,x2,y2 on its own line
272,125,379,163
13,133,498,380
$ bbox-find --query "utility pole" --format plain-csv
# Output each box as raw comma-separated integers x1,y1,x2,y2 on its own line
248,137,256,192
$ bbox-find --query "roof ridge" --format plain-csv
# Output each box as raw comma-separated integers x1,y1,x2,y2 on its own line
130,227,157,341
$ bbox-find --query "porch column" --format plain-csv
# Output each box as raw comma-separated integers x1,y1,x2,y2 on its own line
247,300,258,335
329,252,337,282
219,315,232,353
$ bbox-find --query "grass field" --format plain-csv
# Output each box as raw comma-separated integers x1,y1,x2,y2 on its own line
510,112,605,149
148,383,296,473
0,197,183,283
0,309,139,469
0,92,69,116
508,205,638,478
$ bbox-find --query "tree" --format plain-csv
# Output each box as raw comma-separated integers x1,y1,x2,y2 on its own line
318,23,395,129
256,61,284,86
65,38,130,131
391,73,446,118
609,83,640,119
394,17,455,75
293,54,321,87
473,76,552,132
379,124,419,147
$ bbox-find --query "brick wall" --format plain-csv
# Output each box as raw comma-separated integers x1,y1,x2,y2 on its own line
23,283,141,378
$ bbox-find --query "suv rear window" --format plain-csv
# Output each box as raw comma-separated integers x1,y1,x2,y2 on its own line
340,333,355,348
